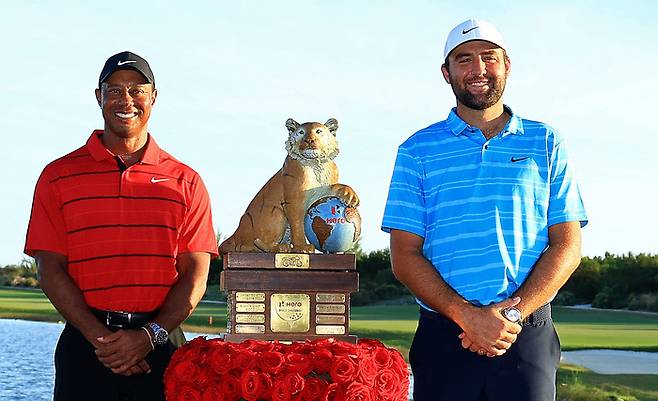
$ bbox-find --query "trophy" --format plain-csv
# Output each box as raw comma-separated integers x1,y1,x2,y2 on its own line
219,118,361,343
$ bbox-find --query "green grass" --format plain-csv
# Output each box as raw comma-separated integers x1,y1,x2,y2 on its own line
3,287,658,398
3,287,658,353
557,364,658,401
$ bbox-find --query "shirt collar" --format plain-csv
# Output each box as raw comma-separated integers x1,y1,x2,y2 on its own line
446,105,524,137
86,130,162,165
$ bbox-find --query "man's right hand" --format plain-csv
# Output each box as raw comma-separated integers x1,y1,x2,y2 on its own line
456,297,523,357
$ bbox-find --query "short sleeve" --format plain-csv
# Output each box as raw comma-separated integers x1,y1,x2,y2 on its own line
381,146,427,237
24,168,68,256
177,174,219,257
547,139,588,227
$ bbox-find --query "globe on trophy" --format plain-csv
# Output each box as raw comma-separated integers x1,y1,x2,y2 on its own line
219,117,361,343
304,196,361,253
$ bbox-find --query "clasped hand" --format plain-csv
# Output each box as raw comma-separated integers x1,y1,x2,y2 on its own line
94,329,153,376
457,297,522,357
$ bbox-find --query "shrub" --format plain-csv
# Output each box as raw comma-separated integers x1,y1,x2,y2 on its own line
553,291,576,306
627,293,657,312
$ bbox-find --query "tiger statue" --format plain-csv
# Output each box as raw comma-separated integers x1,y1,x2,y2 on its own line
219,118,359,254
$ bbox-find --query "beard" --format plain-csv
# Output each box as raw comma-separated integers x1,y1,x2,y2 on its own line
448,73,507,110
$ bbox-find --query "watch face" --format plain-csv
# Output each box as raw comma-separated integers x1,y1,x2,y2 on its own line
154,329,168,345
504,308,522,323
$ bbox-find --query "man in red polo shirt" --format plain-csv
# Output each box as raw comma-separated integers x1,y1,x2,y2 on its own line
25,51,218,401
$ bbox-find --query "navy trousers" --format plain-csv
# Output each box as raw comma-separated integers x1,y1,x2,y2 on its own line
53,323,176,401
410,308,561,401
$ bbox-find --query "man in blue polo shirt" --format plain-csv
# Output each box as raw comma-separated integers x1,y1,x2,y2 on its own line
382,19,587,401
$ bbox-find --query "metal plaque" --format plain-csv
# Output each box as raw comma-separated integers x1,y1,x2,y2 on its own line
316,304,345,314
236,303,265,313
235,324,266,334
236,292,266,302
316,293,346,303
236,314,265,324
316,315,345,325
270,294,310,332
275,253,310,269
316,325,346,335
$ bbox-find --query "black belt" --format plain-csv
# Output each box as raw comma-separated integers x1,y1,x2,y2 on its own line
420,303,552,327
91,308,157,329
521,303,551,326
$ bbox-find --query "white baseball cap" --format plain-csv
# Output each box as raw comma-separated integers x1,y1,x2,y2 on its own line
443,19,507,60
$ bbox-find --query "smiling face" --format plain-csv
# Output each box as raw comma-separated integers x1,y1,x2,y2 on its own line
441,40,510,111
95,69,157,140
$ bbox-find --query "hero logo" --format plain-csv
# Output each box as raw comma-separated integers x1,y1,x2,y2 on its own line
326,204,346,224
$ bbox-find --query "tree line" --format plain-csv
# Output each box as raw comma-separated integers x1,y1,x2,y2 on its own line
3,251,658,312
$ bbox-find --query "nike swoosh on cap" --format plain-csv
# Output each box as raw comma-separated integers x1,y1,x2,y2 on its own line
117,60,137,66
462,26,479,35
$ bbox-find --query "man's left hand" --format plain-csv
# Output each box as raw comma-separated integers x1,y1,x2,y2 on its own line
95,329,153,375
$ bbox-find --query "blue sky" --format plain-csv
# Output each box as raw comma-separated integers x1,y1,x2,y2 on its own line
2,0,657,264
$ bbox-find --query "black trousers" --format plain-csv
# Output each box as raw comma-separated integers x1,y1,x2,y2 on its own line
410,309,561,401
53,323,176,401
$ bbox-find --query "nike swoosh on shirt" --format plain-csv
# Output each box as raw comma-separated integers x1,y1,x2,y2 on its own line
462,26,479,34
117,60,137,66
151,177,170,183
510,156,530,163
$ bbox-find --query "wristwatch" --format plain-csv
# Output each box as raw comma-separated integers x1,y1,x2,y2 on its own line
145,322,169,346
501,307,523,323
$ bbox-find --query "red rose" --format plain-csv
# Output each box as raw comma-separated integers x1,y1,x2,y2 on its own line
288,341,315,355
322,382,346,401
201,382,225,401
311,348,334,373
302,377,327,401
170,338,206,366
208,347,234,375
175,385,202,401
234,349,258,370
221,375,241,401
194,369,212,389
371,347,392,369
259,351,286,375
329,356,358,384
244,339,277,352
373,369,399,401
331,341,358,357
357,339,386,349
285,352,313,376
344,382,375,401
261,373,274,400
357,356,378,387
270,379,291,401
171,360,200,386
389,351,408,378
284,372,305,396
240,370,265,401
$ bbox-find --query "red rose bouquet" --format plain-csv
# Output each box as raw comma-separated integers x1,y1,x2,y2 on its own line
164,337,410,401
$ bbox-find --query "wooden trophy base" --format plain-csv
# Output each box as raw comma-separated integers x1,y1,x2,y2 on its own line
220,252,358,343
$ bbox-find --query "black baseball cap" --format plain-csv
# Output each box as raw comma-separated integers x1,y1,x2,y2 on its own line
98,51,155,88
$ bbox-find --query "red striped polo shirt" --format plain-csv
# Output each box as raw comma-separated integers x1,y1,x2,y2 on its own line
25,130,218,312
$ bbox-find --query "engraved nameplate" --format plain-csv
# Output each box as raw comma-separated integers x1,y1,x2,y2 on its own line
316,293,346,303
316,325,346,335
316,315,346,325
236,314,265,324
236,303,265,313
236,292,266,302
235,324,266,334
271,294,310,332
316,304,346,314
275,253,310,269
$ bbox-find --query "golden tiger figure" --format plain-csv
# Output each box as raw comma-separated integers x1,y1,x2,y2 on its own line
219,118,359,254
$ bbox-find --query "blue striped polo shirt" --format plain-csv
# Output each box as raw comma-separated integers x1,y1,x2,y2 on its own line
382,106,587,307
